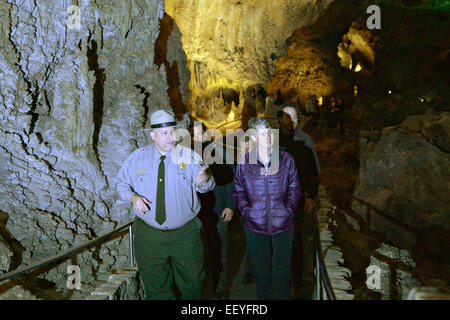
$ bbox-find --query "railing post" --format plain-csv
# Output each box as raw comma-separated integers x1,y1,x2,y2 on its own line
315,250,321,300
128,225,134,269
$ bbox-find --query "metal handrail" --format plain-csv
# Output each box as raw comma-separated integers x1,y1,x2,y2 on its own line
312,206,336,300
0,220,134,283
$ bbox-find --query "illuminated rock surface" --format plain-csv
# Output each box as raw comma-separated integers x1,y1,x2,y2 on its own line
165,0,335,122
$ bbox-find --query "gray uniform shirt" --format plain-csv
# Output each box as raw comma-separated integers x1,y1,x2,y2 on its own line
114,143,215,230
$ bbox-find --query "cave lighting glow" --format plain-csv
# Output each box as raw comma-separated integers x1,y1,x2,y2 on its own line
227,110,235,122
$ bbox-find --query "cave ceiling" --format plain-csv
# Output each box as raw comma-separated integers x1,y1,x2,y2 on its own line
165,0,335,100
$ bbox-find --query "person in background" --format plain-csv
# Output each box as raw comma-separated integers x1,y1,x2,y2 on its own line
189,121,235,299
277,101,321,175
234,117,301,300
277,103,320,201
189,121,217,233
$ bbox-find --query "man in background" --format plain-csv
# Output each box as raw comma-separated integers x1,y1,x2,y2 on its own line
277,103,320,298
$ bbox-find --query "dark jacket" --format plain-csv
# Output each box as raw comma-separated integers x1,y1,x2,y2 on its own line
233,148,301,235
197,141,235,219
213,165,236,215
279,131,320,201
213,143,236,215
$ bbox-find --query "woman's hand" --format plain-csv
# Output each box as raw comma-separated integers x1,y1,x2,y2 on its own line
221,208,234,222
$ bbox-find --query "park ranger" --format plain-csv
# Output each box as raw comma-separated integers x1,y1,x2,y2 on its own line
114,109,215,300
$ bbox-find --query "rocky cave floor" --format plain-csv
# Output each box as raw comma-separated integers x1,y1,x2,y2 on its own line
308,124,450,299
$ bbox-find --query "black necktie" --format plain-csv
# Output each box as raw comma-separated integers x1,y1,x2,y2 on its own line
155,155,166,225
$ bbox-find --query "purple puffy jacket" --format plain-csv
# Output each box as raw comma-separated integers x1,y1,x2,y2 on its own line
233,148,302,235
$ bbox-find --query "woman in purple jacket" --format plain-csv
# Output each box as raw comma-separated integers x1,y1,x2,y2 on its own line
234,117,301,300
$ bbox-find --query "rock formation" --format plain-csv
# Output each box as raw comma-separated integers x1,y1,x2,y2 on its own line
0,0,171,290
0,284,38,300
266,0,449,250
1,0,449,300
154,13,191,118
352,112,450,252
0,235,12,274
266,0,371,106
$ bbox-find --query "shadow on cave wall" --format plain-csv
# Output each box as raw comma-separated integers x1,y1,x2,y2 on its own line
87,40,105,166
154,13,189,120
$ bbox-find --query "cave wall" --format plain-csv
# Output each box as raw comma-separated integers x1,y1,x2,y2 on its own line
341,4,450,253
0,234,12,273
353,112,450,253
0,0,170,289
267,0,450,107
338,4,450,100
165,0,335,123
266,0,375,106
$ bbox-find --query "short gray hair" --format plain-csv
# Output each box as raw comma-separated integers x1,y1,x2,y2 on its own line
277,103,298,118
248,117,271,130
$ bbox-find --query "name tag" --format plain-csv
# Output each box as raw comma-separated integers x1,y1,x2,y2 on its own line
137,170,146,174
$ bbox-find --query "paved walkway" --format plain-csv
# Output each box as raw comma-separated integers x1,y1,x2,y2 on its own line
224,207,315,300
228,249,257,300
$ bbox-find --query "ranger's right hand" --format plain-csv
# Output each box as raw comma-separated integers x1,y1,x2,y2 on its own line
131,195,151,213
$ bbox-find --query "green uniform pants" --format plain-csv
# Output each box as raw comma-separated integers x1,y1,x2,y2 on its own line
133,216,205,300
216,216,228,293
